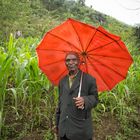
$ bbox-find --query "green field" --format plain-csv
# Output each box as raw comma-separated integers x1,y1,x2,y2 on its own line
0,0,140,139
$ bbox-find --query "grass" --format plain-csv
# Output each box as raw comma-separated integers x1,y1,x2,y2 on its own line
0,34,140,140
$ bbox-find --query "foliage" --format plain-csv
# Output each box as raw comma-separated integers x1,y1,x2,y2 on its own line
92,45,140,139
133,24,140,50
0,0,140,139
0,31,139,140
0,0,131,42
0,34,59,139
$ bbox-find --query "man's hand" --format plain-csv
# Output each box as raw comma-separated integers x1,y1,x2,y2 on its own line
73,97,85,109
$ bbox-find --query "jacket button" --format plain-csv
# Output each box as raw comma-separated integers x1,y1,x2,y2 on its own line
66,115,69,119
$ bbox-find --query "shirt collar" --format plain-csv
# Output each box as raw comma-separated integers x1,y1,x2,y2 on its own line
68,70,79,79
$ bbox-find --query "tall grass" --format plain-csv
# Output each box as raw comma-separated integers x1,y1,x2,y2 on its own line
0,34,140,139
93,44,140,139
0,34,58,139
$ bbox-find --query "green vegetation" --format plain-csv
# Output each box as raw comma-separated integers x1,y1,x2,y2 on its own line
0,0,140,139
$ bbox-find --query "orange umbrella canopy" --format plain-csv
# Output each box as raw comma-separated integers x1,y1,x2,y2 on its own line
36,18,133,91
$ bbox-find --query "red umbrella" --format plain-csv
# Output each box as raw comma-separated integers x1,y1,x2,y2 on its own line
36,18,133,91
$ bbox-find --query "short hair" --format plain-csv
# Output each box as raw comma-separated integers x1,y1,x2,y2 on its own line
65,51,80,61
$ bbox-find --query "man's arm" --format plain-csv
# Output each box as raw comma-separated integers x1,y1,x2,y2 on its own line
83,76,98,110
73,75,98,110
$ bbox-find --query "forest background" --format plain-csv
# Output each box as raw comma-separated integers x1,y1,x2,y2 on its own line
0,0,140,140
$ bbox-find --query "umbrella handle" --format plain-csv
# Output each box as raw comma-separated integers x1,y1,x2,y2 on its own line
78,72,83,97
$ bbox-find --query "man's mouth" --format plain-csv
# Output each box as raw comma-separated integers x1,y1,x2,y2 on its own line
68,65,75,69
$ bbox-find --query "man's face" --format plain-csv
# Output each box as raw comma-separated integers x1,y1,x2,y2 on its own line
65,54,79,73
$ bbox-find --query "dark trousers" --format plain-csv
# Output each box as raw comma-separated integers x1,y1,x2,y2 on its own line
60,135,92,140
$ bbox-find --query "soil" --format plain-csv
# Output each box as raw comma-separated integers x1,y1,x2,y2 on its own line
93,113,119,140
3,107,140,140
6,113,119,140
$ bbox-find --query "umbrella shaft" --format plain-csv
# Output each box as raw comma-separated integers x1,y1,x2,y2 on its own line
78,72,83,97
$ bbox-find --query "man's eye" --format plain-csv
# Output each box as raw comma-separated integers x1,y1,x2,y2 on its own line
66,59,70,62
66,59,77,62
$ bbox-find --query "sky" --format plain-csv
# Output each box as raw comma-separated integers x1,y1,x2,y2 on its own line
85,0,140,26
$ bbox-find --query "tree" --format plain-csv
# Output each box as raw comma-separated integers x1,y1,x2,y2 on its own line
134,24,140,49
0,0,30,41
77,0,85,6
41,0,65,11
135,24,140,39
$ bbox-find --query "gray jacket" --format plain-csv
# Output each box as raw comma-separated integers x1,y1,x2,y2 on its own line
56,70,98,140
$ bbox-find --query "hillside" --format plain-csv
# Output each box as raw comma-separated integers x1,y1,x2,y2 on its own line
0,0,134,41
0,0,140,140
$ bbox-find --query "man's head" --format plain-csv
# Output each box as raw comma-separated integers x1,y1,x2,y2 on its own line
65,52,80,75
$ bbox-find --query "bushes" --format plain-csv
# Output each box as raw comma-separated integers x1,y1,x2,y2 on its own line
0,31,140,139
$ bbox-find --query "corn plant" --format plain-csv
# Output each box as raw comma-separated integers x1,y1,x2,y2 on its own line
1,30,140,139
0,35,14,137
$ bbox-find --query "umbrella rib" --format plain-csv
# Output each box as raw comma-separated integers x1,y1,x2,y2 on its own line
70,20,84,52
85,30,97,52
97,27,120,42
41,67,67,84
88,55,126,78
36,49,72,54
88,26,127,52
40,58,65,67
85,30,119,53
48,32,81,52
88,54,132,60
87,57,111,89
87,40,120,53
54,68,68,82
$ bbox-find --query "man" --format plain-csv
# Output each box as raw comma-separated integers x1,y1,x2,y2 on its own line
55,52,98,140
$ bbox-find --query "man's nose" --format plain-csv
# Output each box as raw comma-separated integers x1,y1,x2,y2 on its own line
69,60,74,64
